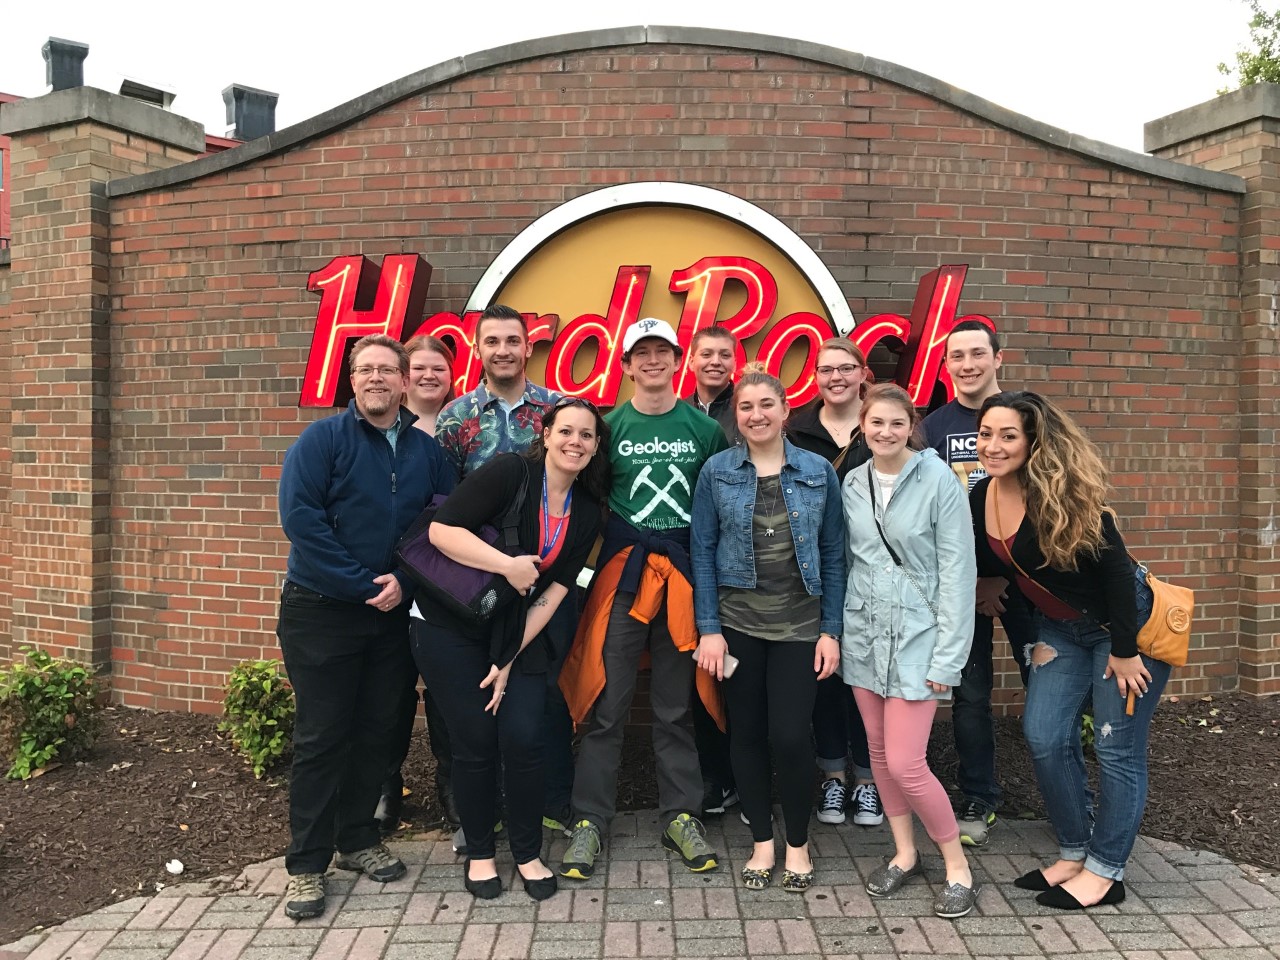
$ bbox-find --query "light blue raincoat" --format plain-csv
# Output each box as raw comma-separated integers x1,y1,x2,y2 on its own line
841,448,975,700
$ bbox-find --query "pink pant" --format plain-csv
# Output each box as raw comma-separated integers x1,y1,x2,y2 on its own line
853,688,959,844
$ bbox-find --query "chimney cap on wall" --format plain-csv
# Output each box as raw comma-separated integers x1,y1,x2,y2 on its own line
221,83,278,141
119,77,177,110
42,37,89,92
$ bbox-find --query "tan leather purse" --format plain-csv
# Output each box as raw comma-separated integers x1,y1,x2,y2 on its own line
992,480,1193,713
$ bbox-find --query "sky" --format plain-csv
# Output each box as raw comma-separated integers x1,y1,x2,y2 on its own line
0,0,1252,153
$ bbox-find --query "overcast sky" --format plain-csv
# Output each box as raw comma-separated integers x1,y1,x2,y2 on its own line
0,0,1250,153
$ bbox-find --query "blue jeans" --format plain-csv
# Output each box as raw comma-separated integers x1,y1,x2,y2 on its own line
812,673,871,781
1022,616,1171,880
951,589,1035,811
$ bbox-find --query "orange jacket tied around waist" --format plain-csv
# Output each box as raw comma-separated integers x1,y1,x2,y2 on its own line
559,544,726,732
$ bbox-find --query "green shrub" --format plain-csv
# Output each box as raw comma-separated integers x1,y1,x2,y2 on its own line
0,647,101,780
220,660,295,778
1081,713,1096,750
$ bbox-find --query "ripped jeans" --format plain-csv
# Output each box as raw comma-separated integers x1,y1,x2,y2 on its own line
1022,616,1171,881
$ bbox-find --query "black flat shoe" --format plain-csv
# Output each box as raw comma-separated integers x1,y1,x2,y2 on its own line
1036,879,1125,910
463,859,502,900
522,873,558,901
1014,869,1052,891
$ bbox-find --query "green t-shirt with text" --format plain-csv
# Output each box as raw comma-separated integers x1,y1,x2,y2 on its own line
605,400,729,531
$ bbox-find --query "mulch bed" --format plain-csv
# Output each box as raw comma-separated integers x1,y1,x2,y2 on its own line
1,693,1277,943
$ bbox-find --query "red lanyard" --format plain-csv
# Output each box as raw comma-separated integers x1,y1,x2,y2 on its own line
540,471,573,560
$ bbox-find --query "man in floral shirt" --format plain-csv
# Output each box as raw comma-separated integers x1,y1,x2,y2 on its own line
435,304,559,477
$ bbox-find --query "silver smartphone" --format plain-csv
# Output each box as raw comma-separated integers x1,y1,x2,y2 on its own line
692,646,739,678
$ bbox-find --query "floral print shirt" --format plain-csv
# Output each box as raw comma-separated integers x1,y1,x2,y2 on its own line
435,379,560,478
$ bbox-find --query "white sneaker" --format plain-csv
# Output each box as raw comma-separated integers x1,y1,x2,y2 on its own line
817,777,848,824
850,782,884,826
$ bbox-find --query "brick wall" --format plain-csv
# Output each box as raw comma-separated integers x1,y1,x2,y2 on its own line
94,43,1244,713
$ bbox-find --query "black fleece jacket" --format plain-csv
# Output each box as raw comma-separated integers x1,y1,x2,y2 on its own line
970,476,1138,657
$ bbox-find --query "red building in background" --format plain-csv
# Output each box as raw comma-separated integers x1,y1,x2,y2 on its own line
0,92,20,246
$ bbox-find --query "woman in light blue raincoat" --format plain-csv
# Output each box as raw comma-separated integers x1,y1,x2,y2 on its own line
841,384,979,920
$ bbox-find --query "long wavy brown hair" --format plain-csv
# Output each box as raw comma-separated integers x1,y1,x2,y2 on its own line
978,391,1113,571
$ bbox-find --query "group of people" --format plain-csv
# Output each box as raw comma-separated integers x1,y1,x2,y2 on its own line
275,306,1169,922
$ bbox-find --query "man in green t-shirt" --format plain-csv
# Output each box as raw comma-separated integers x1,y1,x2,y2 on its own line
560,318,729,881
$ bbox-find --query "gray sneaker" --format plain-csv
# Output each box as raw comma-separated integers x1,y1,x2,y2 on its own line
662,813,719,872
560,819,602,880
957,800,996,847
284,872,325,919
865,857,925,897
934,880,980,919
334,842,406,883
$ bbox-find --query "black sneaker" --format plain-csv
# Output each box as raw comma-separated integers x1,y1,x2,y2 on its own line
817,777,847,824
957,800,996,846
850,782,884,826
701,784,739,816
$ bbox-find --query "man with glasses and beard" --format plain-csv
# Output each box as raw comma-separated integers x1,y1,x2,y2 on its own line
275,334,455,920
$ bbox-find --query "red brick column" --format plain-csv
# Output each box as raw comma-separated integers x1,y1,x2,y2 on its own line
1148,84,1280,694
0,89,202,669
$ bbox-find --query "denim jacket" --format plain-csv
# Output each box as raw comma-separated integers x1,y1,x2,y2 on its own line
690,439,845,637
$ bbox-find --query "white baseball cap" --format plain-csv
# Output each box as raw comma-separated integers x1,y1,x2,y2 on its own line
622,317,681,354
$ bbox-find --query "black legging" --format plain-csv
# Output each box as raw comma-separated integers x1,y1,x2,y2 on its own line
412,623,546,865
720,626,819,847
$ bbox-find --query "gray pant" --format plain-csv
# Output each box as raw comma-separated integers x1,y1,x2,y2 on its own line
570,590,701,830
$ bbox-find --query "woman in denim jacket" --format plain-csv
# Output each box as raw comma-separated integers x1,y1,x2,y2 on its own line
691,364,844,893
842,384,979,919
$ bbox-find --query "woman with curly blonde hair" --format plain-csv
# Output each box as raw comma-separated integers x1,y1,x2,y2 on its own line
972,391,1169,911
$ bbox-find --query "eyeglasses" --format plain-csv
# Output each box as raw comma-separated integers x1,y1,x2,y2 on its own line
552,395,598,411
815,363,862,378
352,365,403,378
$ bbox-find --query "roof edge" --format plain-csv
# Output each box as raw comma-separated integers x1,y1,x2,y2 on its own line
0,86,205,152
106,25,1246,198
1145,82,1280,153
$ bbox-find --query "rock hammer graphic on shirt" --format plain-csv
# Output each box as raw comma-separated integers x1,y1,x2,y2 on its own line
629,464,691,525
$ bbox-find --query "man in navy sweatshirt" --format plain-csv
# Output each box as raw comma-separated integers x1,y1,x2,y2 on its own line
276,333,455,920
922,320,1035,847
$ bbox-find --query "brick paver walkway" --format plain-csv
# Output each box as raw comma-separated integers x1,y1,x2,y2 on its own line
4,811,1278,959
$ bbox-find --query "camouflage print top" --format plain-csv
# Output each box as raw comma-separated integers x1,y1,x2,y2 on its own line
718,474,821,642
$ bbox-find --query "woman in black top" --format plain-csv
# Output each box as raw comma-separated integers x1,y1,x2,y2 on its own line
972,391,1168,911
786,337,880,827
415,398,609,902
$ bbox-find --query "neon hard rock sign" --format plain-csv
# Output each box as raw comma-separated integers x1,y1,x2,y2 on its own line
299,184,993,408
